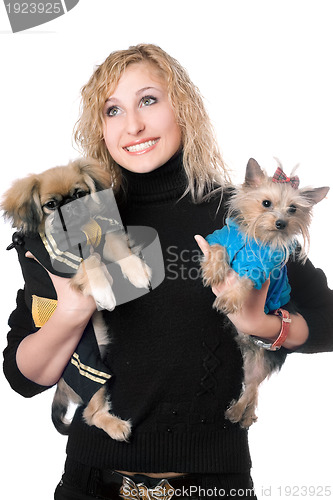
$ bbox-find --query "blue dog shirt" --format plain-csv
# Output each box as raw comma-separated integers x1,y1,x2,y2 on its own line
205,218,295,313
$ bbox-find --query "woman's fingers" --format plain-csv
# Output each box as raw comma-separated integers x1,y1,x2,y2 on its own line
194,234,210,257
25,250,65,287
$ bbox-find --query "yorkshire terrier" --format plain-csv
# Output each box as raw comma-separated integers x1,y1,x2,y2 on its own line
201,158,329,428
1,158,152,440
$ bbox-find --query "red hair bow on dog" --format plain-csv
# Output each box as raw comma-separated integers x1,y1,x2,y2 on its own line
272,167,300,189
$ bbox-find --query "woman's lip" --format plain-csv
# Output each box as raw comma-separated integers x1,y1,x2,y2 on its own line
123,138,160,155
123,137,159,148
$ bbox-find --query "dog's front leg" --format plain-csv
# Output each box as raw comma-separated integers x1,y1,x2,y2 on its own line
72,253,116,311
201,244,230,287
92,310,109,357
83,386,132,441
213,274,253,314
103,231,152,289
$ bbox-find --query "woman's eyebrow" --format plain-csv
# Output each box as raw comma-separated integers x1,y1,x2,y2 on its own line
105,96,119,104
105,86,162,104
135,86,162,95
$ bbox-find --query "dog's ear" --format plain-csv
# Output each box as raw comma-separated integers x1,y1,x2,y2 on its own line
1,175,43,232
74,158,112,194
244,158,266,187
300,186,330,206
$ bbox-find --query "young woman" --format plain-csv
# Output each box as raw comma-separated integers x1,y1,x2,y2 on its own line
3,44,333,500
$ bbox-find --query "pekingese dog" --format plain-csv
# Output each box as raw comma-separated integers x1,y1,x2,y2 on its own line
1,158,152,441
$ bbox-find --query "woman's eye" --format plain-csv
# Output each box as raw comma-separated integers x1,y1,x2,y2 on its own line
262,200,272,208
288,205,297,214
140,96,157,107
106,106,120,117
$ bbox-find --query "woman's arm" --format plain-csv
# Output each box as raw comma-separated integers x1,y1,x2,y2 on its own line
3,288,50,397
287,256,333,353
195,235,333,351
3,252,96,392
16,267,96,387
211,272,309,349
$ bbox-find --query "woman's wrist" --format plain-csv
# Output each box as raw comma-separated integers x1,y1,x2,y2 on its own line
231,310,309,350
16,308,92,387
55,297,96,326
251,313,282,341
228,309,281,339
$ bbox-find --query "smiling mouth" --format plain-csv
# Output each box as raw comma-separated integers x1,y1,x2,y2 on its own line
124,138,159,153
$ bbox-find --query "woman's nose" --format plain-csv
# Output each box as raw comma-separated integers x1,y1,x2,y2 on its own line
126,109,145,135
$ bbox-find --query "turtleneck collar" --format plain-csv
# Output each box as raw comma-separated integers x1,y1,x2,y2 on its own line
117,150,187,205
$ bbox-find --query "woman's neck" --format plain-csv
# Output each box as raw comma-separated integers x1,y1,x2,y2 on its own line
117,151,187,204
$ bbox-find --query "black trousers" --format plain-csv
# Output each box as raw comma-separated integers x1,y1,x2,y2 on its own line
54,462,257,500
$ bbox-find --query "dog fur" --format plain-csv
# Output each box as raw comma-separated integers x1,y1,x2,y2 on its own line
1,158,152,440
201,158,329,428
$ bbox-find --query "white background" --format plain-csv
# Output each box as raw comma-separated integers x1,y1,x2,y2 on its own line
0,1,332,499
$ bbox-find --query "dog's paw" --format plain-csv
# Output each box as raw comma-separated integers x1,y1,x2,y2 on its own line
202,268,222,288
239,411,258,430
213,294,239,314
105,416,132,442
119,254,152,289
201,244,229,287
91,284,116,311
225,400,243,423
213,275,252,314
225,400,257,429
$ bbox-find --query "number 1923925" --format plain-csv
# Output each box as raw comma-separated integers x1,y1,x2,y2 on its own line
5,2,62,14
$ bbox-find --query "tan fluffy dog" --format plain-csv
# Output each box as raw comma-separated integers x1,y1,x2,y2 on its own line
1,158,152,440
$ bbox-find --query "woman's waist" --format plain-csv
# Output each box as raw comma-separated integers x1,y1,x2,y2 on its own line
66,418,251,473
116,470,186,478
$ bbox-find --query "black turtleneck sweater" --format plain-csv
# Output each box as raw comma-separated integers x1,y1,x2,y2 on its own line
3,152,333,473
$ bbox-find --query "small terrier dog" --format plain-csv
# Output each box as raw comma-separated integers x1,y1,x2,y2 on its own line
201,158,329,428
1,158,151,440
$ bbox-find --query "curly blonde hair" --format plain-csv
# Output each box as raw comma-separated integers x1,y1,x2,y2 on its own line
74,43,230,202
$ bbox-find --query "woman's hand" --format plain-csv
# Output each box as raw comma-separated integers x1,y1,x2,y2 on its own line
194,235,275,337
16,252,97,386
194,235,309,349
25,251,96,318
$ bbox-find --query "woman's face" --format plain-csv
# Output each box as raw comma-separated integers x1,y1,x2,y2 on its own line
102,63,182,174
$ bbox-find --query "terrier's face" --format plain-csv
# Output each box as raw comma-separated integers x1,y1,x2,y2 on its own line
229,158,329,255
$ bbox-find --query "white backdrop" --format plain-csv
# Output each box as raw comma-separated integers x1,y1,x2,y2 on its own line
0,1,332,499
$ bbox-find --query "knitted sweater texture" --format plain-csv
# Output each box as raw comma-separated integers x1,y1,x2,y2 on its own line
3,152,333,473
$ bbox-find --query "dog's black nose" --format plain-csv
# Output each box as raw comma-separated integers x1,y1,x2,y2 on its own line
275,219,287,230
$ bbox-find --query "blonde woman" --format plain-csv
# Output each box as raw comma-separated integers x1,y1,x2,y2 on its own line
4,44,333,500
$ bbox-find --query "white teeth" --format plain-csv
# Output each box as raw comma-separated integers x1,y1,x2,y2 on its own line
125,139,158,152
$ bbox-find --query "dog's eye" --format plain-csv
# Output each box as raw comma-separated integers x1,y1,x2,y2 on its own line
43,200,59,210
74,190,88,199
262,200,272,208
288,205,297,214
